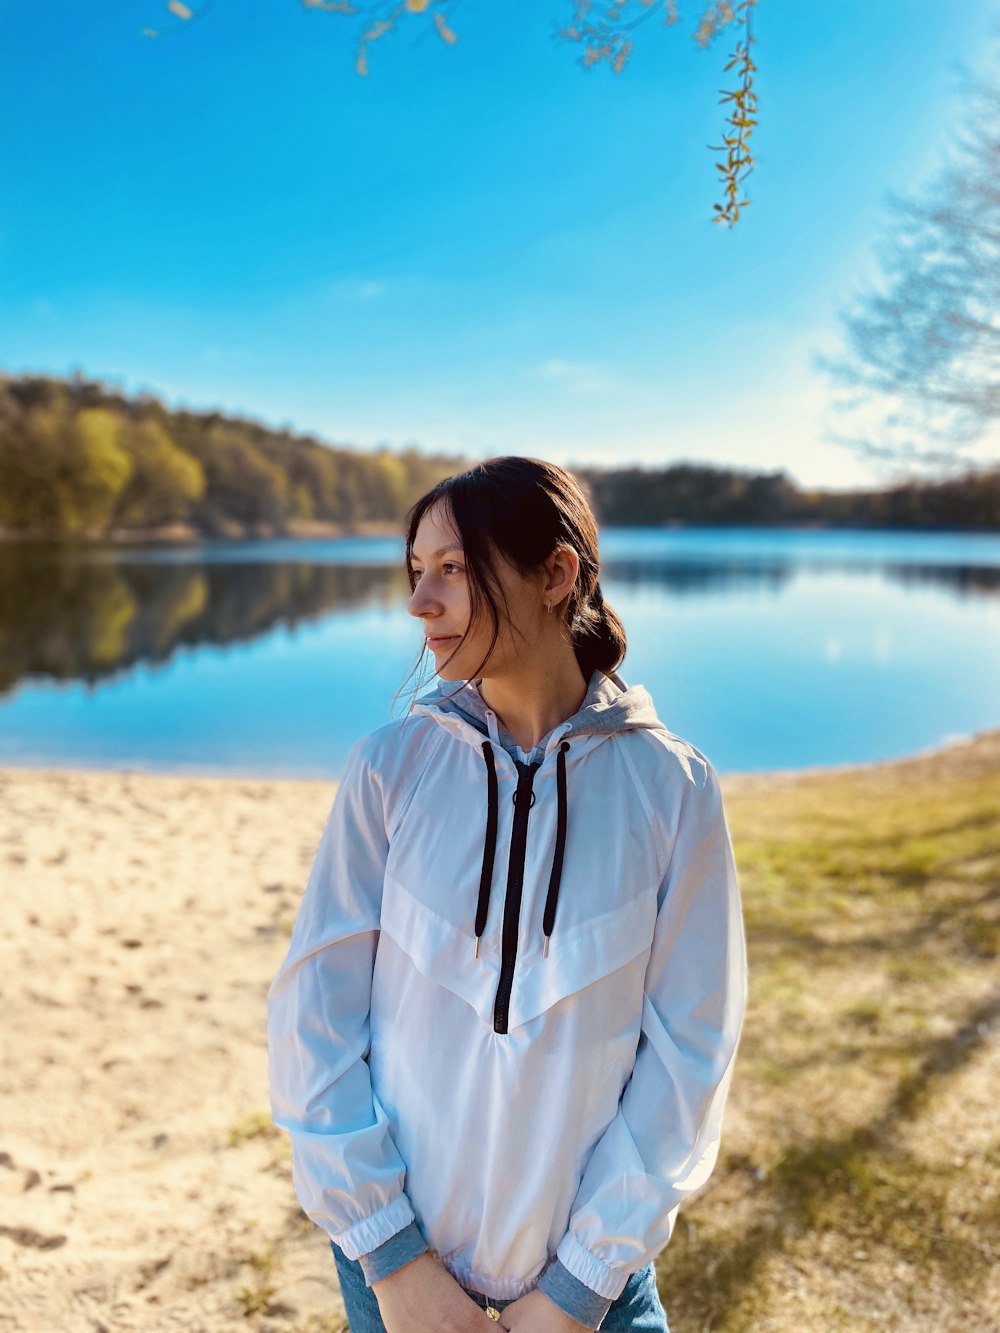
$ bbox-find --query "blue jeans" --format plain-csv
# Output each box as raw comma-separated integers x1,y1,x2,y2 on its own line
330,1241,670,1332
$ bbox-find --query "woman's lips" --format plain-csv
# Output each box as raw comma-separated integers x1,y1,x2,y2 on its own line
427,635,459,648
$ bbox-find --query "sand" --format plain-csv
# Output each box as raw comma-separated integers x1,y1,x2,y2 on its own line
0,766,342,1332
1,728,997,1332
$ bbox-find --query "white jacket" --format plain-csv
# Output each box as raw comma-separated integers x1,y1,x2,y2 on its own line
267,669,748,1306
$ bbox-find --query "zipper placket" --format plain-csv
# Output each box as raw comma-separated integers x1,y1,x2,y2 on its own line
493,756,543,1034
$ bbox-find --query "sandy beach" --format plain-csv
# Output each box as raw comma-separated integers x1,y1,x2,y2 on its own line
1,728,997,1332
1,765,341,1332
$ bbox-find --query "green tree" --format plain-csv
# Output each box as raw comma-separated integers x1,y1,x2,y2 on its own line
73,408,134,532
365,450,409,518
198,423,291,527
116,417,206,527
291,481,317,520
0,402,61,532
0,398,126,536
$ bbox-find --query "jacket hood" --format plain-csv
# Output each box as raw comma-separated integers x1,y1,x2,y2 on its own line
408,666,665,753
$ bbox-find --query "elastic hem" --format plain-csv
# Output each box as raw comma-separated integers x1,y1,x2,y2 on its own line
437,1255,541,1301
331,1192,416,1262
555,1231,631,1301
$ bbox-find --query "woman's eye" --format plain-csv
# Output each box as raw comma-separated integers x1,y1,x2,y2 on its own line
412,564,463,580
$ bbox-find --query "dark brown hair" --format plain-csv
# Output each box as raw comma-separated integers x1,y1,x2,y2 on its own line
394,456,626,710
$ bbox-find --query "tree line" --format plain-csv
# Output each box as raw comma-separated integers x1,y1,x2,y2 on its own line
0,371,996,538
0,372,465,538
577,462,999,530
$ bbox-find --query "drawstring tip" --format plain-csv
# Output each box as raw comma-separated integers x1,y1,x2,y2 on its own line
543,934,549,958
474,935,480,959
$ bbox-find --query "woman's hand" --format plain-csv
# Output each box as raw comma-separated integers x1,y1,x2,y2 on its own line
372,1251,501,1333
497,1288,593,1332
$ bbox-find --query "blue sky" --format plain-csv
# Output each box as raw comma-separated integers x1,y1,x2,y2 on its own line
3,0,998,490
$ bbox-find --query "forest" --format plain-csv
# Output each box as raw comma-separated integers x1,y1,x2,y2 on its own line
1,371,997,538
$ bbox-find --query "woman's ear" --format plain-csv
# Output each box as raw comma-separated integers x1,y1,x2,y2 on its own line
544,545,579,608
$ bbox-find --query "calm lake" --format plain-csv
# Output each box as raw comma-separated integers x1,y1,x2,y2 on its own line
1,527,997,778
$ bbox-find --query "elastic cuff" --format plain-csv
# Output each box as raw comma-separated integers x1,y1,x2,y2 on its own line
332,1193,416,1261
357,1220,429,1287
537,1257,615,1329
554,1232,630,1302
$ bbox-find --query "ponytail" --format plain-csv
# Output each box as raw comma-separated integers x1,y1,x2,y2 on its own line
568,579,627,680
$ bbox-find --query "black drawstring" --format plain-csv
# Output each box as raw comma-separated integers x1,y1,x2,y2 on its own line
474,738,570,960
474,740,499,959
542,740,571,957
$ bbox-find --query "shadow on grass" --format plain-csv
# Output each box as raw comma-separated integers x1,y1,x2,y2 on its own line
746,857,998,970
660,990,1000,1331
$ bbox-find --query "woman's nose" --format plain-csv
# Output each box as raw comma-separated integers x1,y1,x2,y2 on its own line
407,583,435,616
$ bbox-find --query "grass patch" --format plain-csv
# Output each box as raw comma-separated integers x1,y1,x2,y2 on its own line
236,1281,277,1317
227,1109,279,1148
234,1244,285,1320
656,739,1000,1332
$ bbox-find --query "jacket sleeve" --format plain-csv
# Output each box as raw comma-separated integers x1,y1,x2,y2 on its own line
537,753,748,1317
267,732,419,1263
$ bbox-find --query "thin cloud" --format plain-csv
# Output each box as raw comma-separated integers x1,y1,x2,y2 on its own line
529,359,622,394
322,278,387,303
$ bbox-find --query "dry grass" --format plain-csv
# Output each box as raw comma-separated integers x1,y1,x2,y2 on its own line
658,729,1000,1332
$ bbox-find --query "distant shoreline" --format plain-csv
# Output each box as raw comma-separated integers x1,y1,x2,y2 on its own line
0,518,405,544
1,518,998,545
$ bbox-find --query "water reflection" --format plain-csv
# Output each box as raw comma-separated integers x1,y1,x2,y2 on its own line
0,544,408,696
601,556,1000,598
0,533,997,698
1,530,998,774
1,535,1000,698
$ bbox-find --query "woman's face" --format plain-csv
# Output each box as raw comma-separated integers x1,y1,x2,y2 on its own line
406,502,541,681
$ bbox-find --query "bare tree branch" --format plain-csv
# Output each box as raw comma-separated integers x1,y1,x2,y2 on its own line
817,65,1000,472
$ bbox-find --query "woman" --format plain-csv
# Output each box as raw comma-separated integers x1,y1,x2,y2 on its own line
268,457,748,1333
